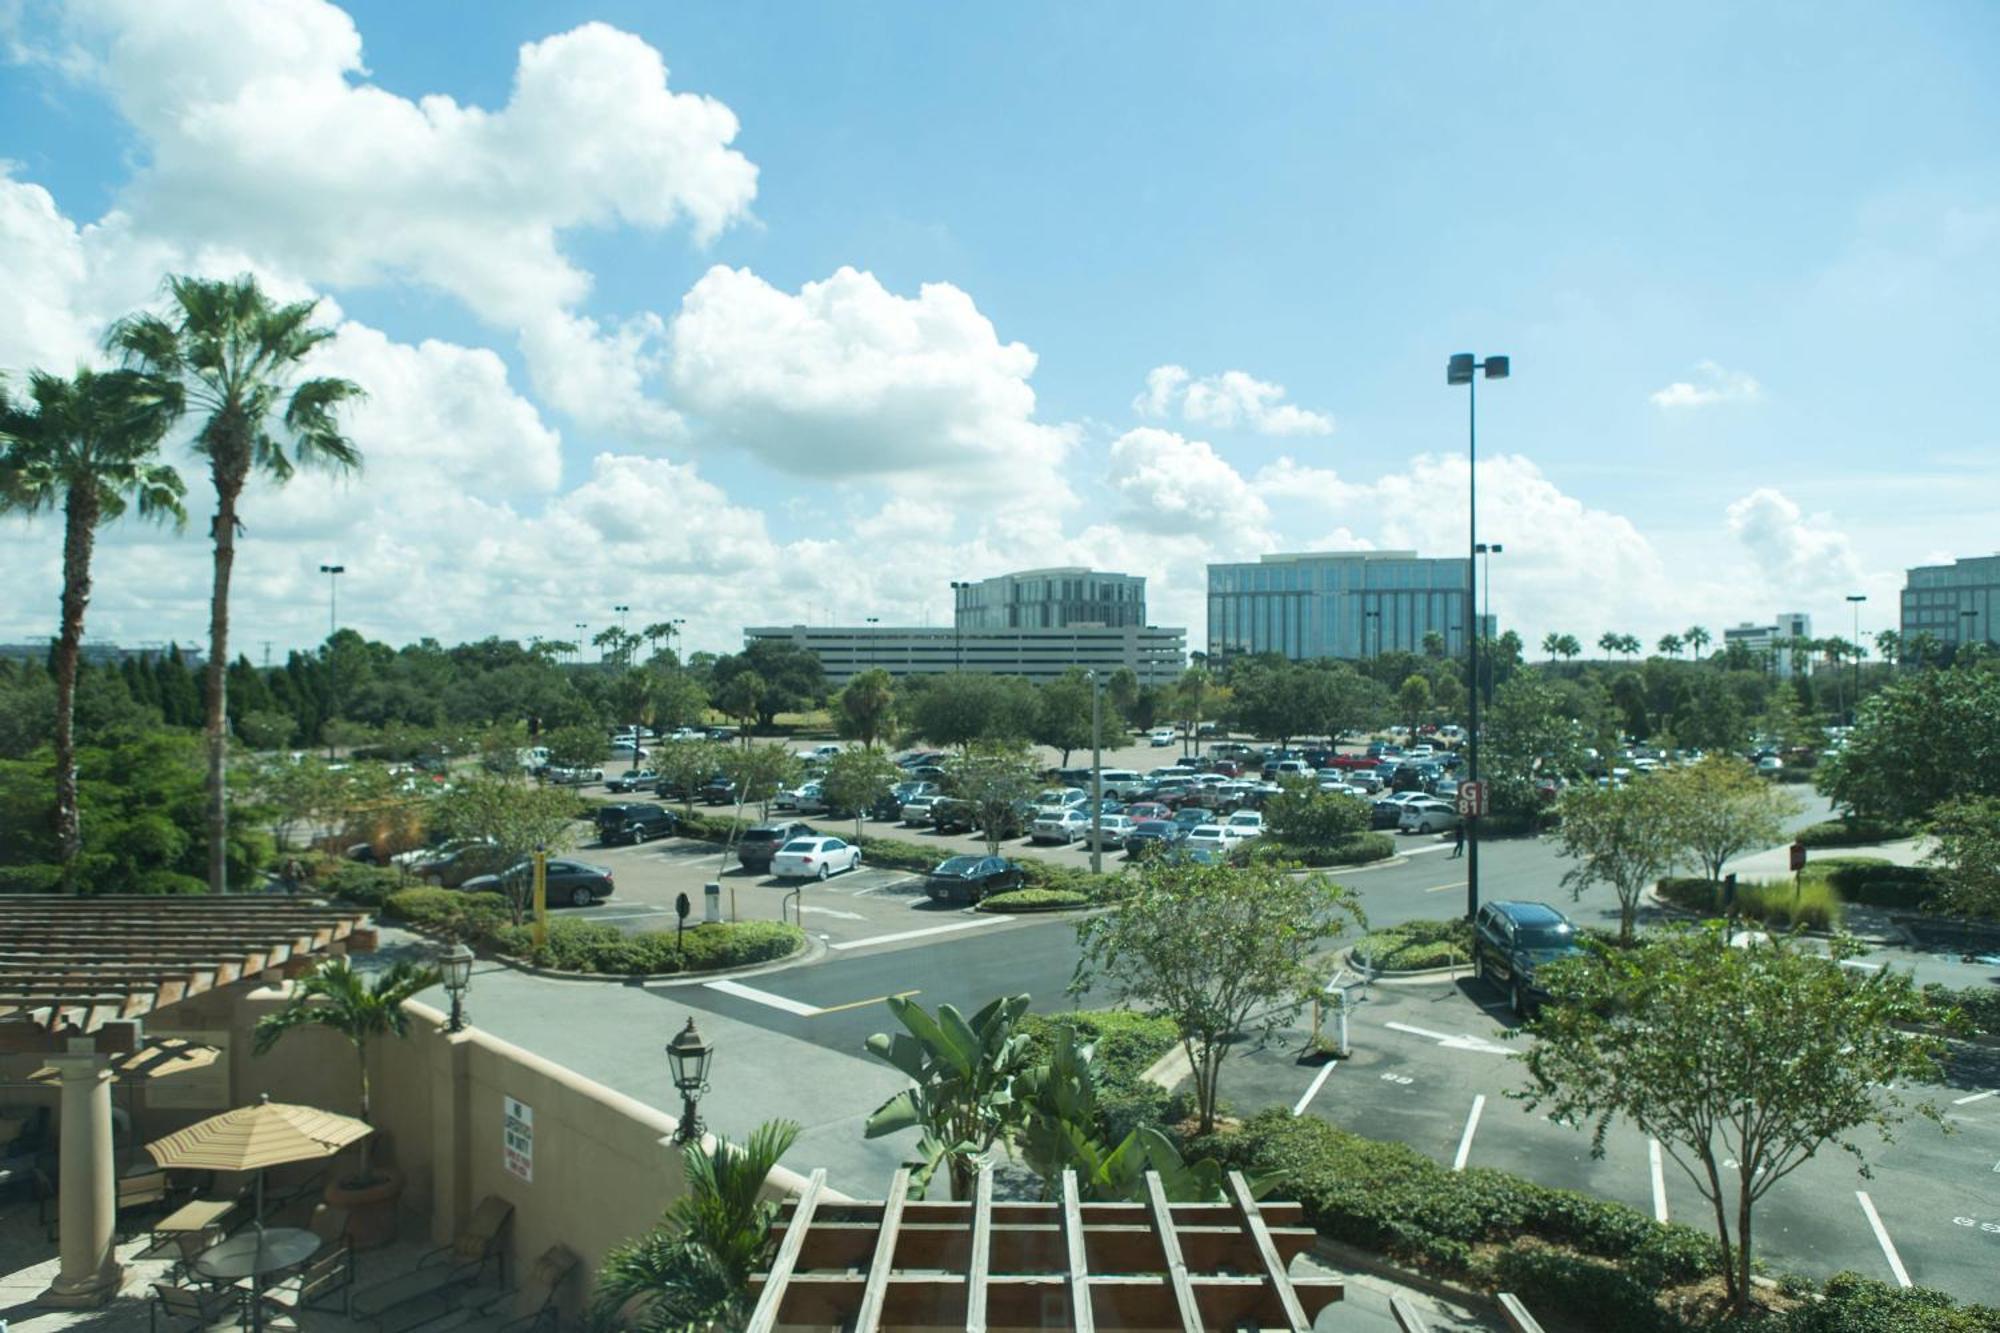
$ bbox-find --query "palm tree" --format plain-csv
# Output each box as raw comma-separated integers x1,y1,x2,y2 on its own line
1618,633,1643,661
0,368,185,893
1873,628,1901,668
589,1119,801,1332
1557,633,1583,663
1541,631,1563,661
1597,631,1621,662
1684,625,1711,659
251,956,437,1185
1657,633,1683,659
108,276,364,895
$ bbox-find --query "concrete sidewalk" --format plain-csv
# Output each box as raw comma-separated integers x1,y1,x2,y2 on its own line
1725,836,1927,879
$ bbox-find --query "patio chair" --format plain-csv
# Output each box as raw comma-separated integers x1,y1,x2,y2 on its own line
117,1168,173,1240
148,1280,240,1333
263,1238,357,1323
446,1246,578,1333
349,1195,514,1332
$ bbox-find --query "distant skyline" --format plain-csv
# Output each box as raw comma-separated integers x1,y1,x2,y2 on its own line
3,1,1996,661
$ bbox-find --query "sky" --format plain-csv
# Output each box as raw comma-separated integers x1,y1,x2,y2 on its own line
2,0,1996,663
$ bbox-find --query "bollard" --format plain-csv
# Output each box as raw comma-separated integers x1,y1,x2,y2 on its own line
703,880,721,924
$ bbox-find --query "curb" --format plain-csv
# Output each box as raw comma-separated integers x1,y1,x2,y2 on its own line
1334,946,1471,985
1640,887,1907,947
1309,1237,1499,1317
475,930,821,984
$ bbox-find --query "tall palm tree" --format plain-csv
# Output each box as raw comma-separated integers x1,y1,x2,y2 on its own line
252,956,437,1185
108,275,364,894
1597,631,1621,662
0,368,185,893
1684,625,1711,658
1541,631,1563,661
1557,633,1583,663
589,1119,802,1332
1657,633,1683,659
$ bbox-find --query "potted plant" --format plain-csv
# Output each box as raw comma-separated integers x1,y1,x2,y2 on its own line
253,955,438,1247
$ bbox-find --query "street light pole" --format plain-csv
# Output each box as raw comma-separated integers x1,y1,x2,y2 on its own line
1846,593,1866,726
574,623,588,668
1448,352,1510,924
318,564,344,760
865,616,879,674
950,581,970,671
1087,669,1103,875
1475,542,1503,702
614,604,630,667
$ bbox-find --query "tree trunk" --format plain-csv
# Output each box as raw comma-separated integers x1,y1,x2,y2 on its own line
205,480,243,895
1734,1180,1755,1314
54,489,100,895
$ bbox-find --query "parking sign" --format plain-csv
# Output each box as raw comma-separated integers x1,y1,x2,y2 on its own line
1456,781,1487,817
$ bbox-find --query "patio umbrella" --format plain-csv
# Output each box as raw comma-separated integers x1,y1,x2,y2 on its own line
144,1094,371,1222
32,1037,223,1174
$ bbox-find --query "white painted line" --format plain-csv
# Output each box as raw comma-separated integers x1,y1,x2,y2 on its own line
1451,1095,1486,1172
702,979,822,1017
799,905,866,920
1839,959,1883,972
1856,1191,1912,1288
1649,1139,1669,1223
829,918,1002,951
1292,1061,1337,1116
1953,1089,1998,1105
1403,843,1456,857
1383,1021,1512,1055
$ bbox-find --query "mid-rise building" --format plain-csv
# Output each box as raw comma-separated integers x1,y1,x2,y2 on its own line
953,567,1146,631
1205,551,1483,661
1901,554,2000,649
743,623,1185,687
1721,611,1813,677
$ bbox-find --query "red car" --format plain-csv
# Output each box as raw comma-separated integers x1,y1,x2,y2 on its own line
1125,801,1171,823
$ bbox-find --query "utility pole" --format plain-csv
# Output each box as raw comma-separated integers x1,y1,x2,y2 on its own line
1447,353,1509,923
1088,669,1104,875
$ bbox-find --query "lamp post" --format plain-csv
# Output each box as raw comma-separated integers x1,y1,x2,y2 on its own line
1086,669,1104,875
613,605,631,667
441,942,473,1033
865,617,879,673
1475,542,1503,703
1964,607,1980,653
573,623,588,667
1363,607,1381,661
1845,594,1866,726
666,1017,714,1144
319,564,345,759
950,581,971,670
1447,352,1510,923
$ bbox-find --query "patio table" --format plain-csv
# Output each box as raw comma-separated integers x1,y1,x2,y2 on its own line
195,1226,320,1332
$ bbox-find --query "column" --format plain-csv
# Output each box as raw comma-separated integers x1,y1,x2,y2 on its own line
41,1044,121,1308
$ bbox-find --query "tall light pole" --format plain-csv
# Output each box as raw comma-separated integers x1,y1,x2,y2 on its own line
574,623,588,667
319,564,344,760
1086,669,1104,875
1475,542,1503,702
865,616,879,674
1364,607,1381,662
1448,352,1510,923
1845,593,1866,726
613,605,631,668
950,581,971,671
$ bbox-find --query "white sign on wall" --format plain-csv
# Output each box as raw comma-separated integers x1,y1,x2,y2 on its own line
503,1096,533,1183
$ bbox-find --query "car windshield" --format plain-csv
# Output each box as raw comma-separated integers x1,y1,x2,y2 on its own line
1519,924,1576,949
742,829,782,843
1135,821,1174,834
779,840,818,852
935,856,982,875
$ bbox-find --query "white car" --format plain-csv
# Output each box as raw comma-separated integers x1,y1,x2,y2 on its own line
608,740,649,760
1034,787,1089,811
774,781,821,811
1224,810,1264,835
1082,814,1136,849
1185,824,1250,853
799,744,844,761
1149,729,1175,747
900,795,943,826
770,836,862,881
1030,809,1091,844
1398,799,1460,834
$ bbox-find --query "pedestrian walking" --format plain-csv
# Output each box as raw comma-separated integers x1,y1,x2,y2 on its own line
1450,821,1466,859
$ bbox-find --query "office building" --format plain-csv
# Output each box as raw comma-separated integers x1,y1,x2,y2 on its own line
743,623,1186,687
1721,612,1813,677
1205,551,1485,661
953,567,1146,631
1901,554,1999,649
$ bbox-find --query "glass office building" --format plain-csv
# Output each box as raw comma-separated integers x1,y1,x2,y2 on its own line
1902,554,2000,648
954,567,1146,631
1206,551,1480,661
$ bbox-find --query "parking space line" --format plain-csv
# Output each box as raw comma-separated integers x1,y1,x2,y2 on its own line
816,989,920,1015
1292,1061,1337,1116
1856,1191,1912,1288
1952,1089,1997,1105
702,979,822,1017
1422,883,1459,894
1451,1095,1486,1171
1649,1139,1669,1223
829,918,1002,951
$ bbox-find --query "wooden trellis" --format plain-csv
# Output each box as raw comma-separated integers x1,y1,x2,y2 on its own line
746,1167,1342,1332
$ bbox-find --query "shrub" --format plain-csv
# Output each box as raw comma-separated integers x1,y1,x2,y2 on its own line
1019,1009,1180,1142
487,917,803,975
321,861,404,908
1770,1271,2000,1332
1351,918,1473,971
1922,984,2000,1040
1251,832,1394,868
852,834,937,872
1655,876,1844,931
978,888,1088,913
384,887,511,941
1818,860,1939,911
1489,1242,1672,1333
1015,861,1129,901
1795,817,1916,849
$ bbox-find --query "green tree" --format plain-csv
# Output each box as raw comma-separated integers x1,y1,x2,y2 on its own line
1173,666,1212,754
723,744,801,820
1105,667,1140,725
820,746,902,838
1032,672,1096,766
109,275,364,895
1071,860,1363,1134
648,670,708,734
712,641,824,726
1553,779,1681,943
543,724,607,771
589,1119,802,1333
1396,674,1431,741
1924,796,2000,918
1657,633,1683,659
1540,632,1564,661
948,742,1040,855
1662,755,1802,882
252,955,440,1185
715,670,766,739
1262,779,1368,849
1597,631,1621,661
654,739,727,814
1816,666,2000,821
236,708,297,752
1517,926,1950,1315
1421,630,1446,659
833,668,897,749
1556,634,1582,663
1481,673,1589,818
1684,625,1712,658
431,777,583,923
864,993,1034,1200
1,367,186,892
910,672,1033,750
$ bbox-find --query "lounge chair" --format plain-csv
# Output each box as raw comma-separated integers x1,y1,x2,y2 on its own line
349,1195,513,1332
446,1246,579,1333
116,1168,173,1240
262,1239,356,1324
148,1281,239,1333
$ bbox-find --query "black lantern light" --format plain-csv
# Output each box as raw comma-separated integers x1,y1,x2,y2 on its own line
441,942,474,1033
666,1016,714,1143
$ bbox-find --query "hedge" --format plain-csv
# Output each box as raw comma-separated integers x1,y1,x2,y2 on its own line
320,861,406,908
1250,832,1395,868
1019,1009,1181,1143
1923,984,2000,1041
978,888,1088,913
1814,859,1939,911
384,887,512,940
1655,876,1842,931
488,917,805,975
1794,816,1915,849
1351,918,1474,971
1756,1272,2000,1332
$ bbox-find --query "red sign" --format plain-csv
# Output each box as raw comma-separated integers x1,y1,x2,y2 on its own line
1788,840,1807,873
1456,781,1488,817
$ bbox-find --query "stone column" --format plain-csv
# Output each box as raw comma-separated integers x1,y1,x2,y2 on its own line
40,1043,122,1308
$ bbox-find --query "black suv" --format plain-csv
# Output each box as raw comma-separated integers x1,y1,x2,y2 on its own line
1472,901,1584,1016
737,821,817,872
596,803,679,846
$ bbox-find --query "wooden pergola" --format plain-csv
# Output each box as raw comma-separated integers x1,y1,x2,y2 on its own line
747,1167,1342,1332
0,895,374,1051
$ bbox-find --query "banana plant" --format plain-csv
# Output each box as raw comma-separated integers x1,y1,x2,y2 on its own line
864,993,1033,1200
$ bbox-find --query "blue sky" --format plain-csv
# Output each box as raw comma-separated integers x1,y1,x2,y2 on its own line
2,1,1996,657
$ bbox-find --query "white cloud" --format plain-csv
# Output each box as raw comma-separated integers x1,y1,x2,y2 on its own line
1649,359,1762,409
667,265,1076,491
1107,427,1272,534
1724,488,1863,600
1134,364,1333,436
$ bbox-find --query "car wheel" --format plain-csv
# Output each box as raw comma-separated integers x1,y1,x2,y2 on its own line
1510,980,1525,1018
851,851,863,870
570,886,594,907
817,863,831,881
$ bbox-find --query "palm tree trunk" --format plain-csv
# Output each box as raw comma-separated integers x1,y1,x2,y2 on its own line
205,480,242,895
55,489,100,895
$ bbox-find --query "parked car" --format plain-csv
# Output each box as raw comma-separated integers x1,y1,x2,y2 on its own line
608,740,649,761
930,797,980,835
1184,824,1249,855
1171,806,1210,834
1398,798,1460,834
1223,810,1264,835
544,765,603,785
737,822,817,872
1082,814,1136,850
698,775,738,805
604,768,659,794
900,794,944,827
1148,729,1175,747
399,839,504,888
1473,901,1583,1015
775,781,826,813
1123,819,1182,858
464,858,614,907
1124,801,1171,824
924,855,1024,904
1033,787,1089,812
770,836,863,881
595,803,679,846
1096,769,1146,800
1029,809,1091,844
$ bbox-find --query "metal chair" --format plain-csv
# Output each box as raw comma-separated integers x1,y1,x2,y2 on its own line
148,1281,240,1333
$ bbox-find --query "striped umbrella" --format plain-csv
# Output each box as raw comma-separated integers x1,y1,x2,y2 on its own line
146,1095,370,1220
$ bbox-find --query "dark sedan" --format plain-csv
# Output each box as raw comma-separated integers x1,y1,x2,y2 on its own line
464,859,615,907
923,855,1024,904
1122,819,1183,859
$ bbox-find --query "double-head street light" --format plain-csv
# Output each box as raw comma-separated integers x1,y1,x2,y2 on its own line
573,623,588,667
1085,668,1104,874
1846,593,1866,725
949,581,971,670
1448,352,1510,923
614,605,631,665
319,564,345,758
667,1016,715,1143
1475,542,1503,701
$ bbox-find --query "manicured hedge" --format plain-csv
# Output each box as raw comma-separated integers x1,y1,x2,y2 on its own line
1795,816,1915,849
1762,1272,2000,1332
1655,876,1842,931
1251,832,1395,868
1351,918,1474,971
978,888,1088,913
1923,983,2000,1041
321,861,405,908
1019,1009,1181,1142
384,887,511,940
489,917,804,975
1814,858,1939,911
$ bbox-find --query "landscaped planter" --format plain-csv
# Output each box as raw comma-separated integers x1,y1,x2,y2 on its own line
326,1163,404,1250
